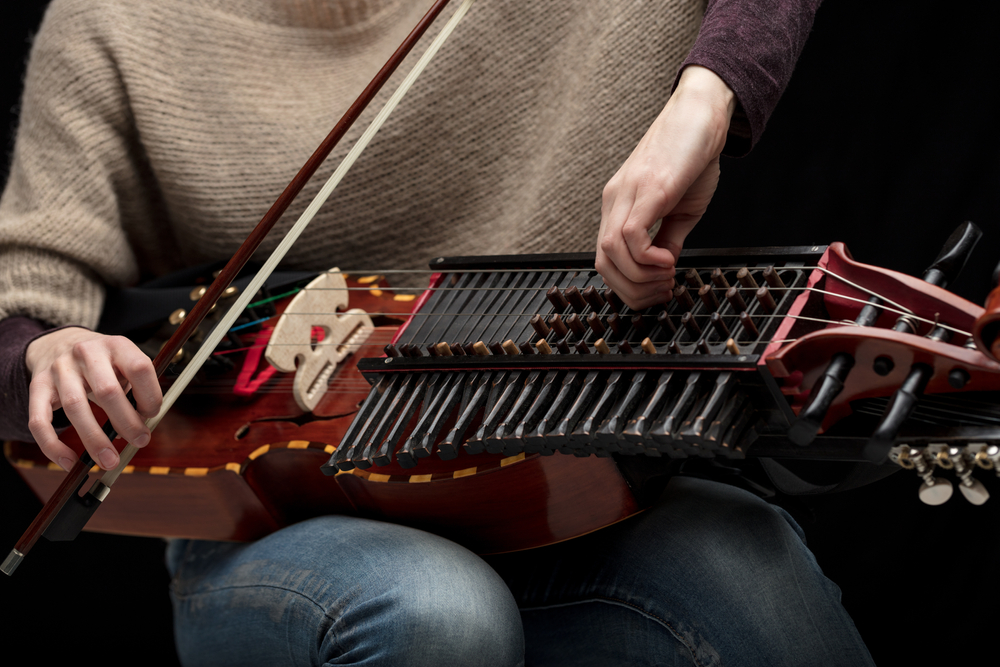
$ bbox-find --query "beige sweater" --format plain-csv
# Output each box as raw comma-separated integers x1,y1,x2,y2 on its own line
0,0,708,329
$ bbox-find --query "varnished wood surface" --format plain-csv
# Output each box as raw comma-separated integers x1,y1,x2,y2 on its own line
974,285,1000,361
764,244,998,430
6,273,643,553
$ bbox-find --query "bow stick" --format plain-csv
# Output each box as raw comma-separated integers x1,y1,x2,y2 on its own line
3,0,476,576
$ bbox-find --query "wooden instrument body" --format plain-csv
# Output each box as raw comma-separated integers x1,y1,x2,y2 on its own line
6,274,640,554
7,245,999,553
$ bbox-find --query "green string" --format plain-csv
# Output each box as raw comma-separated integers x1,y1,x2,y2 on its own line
246,287,301,309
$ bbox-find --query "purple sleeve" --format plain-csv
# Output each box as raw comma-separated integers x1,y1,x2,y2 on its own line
681,0,823,156
0,317,48,441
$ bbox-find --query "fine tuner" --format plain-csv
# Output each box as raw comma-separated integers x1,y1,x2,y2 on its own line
890,444,998,506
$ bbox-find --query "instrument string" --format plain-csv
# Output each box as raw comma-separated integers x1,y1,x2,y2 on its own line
161,260,982,401
96,0,477,489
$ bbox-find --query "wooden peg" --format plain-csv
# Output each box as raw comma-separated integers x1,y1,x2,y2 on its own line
710,312,730,338
548,313,568,337
501,339,521,356
699,284,719,311
763,265,786,290
565,286,587,313
630,313,647,335
726,286,747,312
604,288,623,313
681,311,701,338
587,312,606,337
641,337,658,355
739,311,759,338
607,312,624,337
575,340,591,354
710,268,729,289
756,285,777,313
567,313,587,337
697,339,711,354
384,344,401,358
582,285,606,311
547,286,569,310
530,314,550,338
519,341,536,355
726,338,741,355
673,285,695,311
435,342,453,356
472,341,491,356
535,339,553,355
617,340,634,354
656,310,676,334
556,338,572,354
489,341,505,356
737,267,758,290
685,268,704,289
594,338,611,354
668,341,682,354
449,342,465,356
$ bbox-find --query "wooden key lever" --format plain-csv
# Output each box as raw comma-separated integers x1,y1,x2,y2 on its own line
787,222,982,448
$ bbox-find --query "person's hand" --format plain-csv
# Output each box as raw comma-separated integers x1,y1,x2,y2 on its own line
25,328,162,471
596,65,736,310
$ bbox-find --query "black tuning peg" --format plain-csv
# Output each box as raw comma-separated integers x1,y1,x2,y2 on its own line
922,221,982,288
787,299,881,446
863,363,933,463
789,223,981,447
787,353,854,446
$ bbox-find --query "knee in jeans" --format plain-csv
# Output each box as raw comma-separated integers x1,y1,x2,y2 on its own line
657,477,803,561
378,566,524,664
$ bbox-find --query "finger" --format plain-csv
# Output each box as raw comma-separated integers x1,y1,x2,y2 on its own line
108,337,162,421
596,249,675,311
78,349,152,451
601,197,676,287
622,188,681,271
51,364,120,470
27,375,79,471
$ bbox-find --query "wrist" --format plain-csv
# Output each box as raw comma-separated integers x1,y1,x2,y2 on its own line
25,325,92,374
674,65,737,119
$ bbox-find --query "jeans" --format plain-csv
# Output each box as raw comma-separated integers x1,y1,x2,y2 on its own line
167,476,874,666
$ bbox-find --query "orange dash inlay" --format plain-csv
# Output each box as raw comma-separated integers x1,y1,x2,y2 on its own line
500,453,525,467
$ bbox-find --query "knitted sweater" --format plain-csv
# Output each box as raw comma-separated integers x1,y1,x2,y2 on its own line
0,0,821,441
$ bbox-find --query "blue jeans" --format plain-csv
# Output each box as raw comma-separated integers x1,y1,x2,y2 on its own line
167,477,873,666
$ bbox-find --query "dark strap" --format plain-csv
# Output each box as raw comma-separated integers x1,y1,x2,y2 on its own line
759,458,899,495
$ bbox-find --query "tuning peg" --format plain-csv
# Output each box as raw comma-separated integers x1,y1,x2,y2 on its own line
959,478,990,505
788,353,854,446
922,221,982,288
863,363,933,462
919,478,954,505
787,296,883,446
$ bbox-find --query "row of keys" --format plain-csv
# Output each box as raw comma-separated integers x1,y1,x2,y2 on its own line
391,265,803,362
322,368,760,473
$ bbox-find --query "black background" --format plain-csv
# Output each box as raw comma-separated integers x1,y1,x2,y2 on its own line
2,2,998,665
